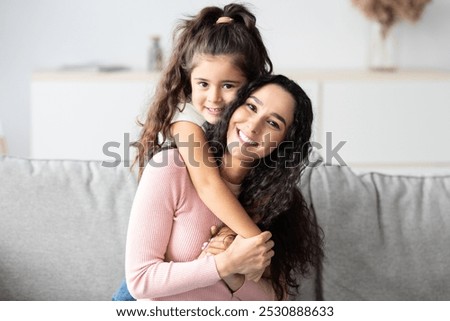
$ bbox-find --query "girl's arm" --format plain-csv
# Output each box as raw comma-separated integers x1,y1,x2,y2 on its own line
171,121,261,238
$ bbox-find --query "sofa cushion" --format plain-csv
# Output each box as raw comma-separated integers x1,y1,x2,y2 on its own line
299,164,450,300
0,157,137,300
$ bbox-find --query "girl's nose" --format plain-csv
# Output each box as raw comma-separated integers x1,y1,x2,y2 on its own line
207,88,222,103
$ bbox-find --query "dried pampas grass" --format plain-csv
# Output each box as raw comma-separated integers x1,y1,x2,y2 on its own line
352,0,432,38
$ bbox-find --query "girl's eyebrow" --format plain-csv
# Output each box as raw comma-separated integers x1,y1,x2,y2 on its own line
193,77,242,84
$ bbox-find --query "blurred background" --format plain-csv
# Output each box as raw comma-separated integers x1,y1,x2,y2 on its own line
0,0,449,174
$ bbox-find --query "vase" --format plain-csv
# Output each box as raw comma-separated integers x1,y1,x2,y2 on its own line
147,35,163,72
368,22,397,71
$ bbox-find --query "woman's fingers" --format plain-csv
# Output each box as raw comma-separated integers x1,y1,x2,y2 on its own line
258,231,272,243
211,229,275,280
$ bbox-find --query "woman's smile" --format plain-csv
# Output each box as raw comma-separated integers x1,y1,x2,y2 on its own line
237,128,258,146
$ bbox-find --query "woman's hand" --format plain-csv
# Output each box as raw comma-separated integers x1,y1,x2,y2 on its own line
197,225,243,292
199,226,273,283
210,226,269,283
214,231,274,279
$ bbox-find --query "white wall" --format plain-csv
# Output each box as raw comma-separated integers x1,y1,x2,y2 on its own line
0,0,449,157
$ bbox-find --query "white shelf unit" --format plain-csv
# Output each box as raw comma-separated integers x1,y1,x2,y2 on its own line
31,70,450,174
283,70,450,175
31,71,159,163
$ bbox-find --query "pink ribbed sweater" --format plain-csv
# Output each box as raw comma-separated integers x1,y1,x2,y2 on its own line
125,149,276,301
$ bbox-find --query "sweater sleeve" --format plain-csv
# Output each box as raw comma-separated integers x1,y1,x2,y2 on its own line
232,278,277,301
125,150,221,299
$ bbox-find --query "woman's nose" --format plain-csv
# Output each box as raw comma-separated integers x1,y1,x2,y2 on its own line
246,118,260,134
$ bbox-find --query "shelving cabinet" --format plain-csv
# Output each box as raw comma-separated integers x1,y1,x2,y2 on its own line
31,70,450,174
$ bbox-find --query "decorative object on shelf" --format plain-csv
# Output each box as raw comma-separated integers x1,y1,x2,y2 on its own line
368,20,397,71
147,35,163,71
0,120,7,156
351,0,432,71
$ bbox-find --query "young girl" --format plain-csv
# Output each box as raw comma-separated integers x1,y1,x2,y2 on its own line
138,4,272,266
113,3,272,301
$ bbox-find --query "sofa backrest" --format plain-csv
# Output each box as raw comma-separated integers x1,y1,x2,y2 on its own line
2,156,450,301
296,164,450,300
0,157,137,300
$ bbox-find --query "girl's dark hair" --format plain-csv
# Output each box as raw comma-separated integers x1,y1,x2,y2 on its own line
208,74,324,300
133,3,272,179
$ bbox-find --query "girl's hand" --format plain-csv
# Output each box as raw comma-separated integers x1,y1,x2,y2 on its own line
204,225,236,255
198,225,235,258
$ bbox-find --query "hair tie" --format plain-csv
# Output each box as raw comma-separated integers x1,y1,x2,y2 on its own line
216,16,233,24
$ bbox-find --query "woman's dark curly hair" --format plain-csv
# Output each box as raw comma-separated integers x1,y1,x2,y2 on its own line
207,74,324,300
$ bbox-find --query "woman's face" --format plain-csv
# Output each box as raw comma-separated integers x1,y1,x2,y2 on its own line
226,83,295,164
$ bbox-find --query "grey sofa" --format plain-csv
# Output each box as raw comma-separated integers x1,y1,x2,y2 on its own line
1,156,449,300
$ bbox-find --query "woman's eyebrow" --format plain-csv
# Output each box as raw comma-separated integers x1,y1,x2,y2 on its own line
270,113,287,126
249,95,263,105
249,95,287,126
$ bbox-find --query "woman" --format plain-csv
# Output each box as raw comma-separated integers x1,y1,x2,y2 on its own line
125,75,323,300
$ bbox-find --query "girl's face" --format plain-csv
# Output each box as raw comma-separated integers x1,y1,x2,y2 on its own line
226,83,295,165
190,54,246,124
